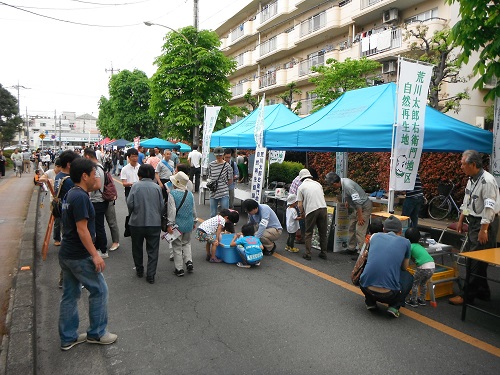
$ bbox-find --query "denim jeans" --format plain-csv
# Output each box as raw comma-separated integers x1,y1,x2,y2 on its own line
210,195,229,218
360,270,413,310
58,255,109,345
402,196,424,228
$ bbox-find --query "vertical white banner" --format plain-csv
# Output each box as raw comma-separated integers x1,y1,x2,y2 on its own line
336,151,348,202
201,106,221,171
490,97,500,185
251,147,267,203
254,96,265,148
134,136,140,149
268,150,286,164
390,60,433,190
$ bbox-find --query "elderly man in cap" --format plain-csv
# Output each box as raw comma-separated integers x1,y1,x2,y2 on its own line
325,172,372,256
359,215,413,318
296,169,328,260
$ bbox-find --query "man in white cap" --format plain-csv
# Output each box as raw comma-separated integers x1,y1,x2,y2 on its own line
325,172,372,255
166,171,197,277
359,215,413,318
297,169,328,260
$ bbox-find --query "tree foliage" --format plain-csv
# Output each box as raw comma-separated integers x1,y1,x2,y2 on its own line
446,0,500,101
149,26,236,143
0,84,23,147
309,57,382,111
277,82,302,114
97,69,156,140
404,25,469,112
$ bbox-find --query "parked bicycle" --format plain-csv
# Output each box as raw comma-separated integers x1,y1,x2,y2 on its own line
427,180,461,220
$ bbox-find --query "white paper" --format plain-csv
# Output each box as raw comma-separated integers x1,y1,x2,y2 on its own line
162,226,182,243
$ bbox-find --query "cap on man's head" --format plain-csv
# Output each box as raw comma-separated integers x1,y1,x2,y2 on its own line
298,168,313,180
213,147,224,156
383,215,402,233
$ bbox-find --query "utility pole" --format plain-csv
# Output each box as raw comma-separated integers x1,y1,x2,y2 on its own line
8,83,30,144
193,0,200,146
105,62,121,76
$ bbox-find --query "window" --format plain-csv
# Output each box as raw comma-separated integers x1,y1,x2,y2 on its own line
299,11,326,37
260,1,278,23
405,8,439,24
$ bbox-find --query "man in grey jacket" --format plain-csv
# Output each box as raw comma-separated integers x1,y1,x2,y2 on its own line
127,164,164,284
326,172,372,255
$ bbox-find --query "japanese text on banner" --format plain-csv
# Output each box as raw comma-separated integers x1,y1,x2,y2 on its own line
251,147,267,203
268,150,286,164
392,60,433,190
201,106,221,171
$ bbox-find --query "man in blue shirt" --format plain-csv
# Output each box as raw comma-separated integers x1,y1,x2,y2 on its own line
243,199,282,256
359,215,413,318
137,146,145,165
59,157,117,350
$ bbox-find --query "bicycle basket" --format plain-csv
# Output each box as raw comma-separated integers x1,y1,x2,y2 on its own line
437,183,452,196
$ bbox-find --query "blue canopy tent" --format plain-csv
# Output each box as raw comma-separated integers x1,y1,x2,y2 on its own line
140,137,178,149
210,104,300,149
265,83,492,153
175,142,192,153
108,138,130,148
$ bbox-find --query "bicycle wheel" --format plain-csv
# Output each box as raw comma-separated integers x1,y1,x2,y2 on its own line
428,195,451,220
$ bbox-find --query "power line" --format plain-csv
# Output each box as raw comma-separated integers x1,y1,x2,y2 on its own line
0,1,141,27
17,0,154,11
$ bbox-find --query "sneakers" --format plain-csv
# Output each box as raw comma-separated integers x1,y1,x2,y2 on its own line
186,261,194,273
236,262,251,269
285,246,291,252
366,303,378,311
417,298,426,306
318,252,327,260
302,254,311,261
87,332,118,345
285,246,299,253
406,299,419,308
174,269,185,277
61,333,87,351
97,250,109,259
386,307,400,318
54,241,61,246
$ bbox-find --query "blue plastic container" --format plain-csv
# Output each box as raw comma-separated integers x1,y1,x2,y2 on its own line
215,233,241,264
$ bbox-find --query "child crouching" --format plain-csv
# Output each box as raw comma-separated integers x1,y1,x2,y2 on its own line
230,223,264,269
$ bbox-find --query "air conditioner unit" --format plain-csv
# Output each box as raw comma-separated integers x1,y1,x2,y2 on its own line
383,8,399,23
382,61,396,74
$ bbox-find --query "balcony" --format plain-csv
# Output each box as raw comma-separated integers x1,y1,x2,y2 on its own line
234,50,256,74
260,1,278,24
360,28,402,57
223,20,257,50
298,54,325,77
299,11,326,38
360,0,384,10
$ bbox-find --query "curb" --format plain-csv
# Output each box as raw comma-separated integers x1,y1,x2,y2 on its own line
1,188,39,374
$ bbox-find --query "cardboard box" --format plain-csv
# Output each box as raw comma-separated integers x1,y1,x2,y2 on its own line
407,264,456,300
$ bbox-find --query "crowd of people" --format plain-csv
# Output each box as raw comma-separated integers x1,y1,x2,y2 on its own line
5,144,498,349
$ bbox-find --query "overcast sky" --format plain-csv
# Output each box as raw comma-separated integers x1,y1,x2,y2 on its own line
0,0,250,118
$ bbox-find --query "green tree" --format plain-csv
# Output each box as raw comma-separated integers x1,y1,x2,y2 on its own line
277,82,302,114
309,57,381,111
97,69,156,140
243,89,259,112
446,0,500,101
149,26,236,143
0,84,23,147
404,25,469,112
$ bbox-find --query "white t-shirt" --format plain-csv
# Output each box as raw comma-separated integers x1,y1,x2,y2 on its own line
297,179,327,216
188,150,202,168
198,215,225,235
286,207,299,234
120,163,140,184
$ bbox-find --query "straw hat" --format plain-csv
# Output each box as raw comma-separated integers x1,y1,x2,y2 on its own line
169,171,189,190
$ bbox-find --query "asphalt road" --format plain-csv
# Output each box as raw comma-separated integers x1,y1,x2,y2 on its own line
30,179,500,375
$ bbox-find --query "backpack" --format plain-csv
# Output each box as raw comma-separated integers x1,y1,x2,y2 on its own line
51,176,70,218
98,165,117,201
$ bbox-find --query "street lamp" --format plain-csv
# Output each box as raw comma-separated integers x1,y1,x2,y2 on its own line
144,21,201,146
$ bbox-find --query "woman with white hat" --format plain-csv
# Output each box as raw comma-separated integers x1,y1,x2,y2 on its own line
166,171,197,277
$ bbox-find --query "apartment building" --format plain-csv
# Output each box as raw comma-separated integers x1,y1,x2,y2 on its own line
215,0,492,127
